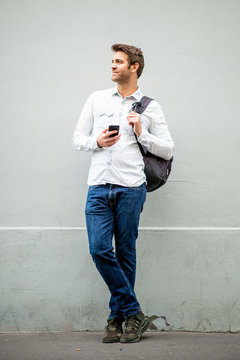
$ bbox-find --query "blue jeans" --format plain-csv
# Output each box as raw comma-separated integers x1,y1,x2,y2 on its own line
85,183,146,320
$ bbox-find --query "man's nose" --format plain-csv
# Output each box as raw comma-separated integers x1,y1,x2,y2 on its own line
111,62,117,69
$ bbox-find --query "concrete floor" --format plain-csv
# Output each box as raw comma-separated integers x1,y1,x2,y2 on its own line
0,331,240,360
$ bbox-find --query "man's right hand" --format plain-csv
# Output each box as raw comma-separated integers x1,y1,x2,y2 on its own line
97,128,121,148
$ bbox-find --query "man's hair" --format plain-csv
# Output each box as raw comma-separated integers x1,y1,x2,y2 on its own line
111,43,144,78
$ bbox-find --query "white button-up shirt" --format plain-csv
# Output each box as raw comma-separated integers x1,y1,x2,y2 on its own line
72,87,174,187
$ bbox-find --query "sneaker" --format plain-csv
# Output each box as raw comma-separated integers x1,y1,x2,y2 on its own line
120,310,150,343
102,318,123,343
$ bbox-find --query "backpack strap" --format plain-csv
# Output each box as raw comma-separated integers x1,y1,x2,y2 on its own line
131,96,153,156
130,96,153,114
138,96,153,113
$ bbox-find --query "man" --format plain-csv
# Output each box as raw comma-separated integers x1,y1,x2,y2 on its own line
72,44,174,343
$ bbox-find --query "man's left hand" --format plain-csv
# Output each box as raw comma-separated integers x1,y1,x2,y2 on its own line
127,111,142,137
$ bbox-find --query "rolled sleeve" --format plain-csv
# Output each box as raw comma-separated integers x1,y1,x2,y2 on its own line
72,93,101,152
137,100,174,160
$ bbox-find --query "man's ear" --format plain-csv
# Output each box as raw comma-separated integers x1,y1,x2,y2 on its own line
130,62,139,74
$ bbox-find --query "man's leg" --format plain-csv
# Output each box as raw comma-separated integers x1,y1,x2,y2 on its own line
113,184,150,343
109,183,146,319
85,185,140,319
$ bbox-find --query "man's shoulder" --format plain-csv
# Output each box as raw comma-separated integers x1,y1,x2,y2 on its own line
141,95,162,110
137,95,164,119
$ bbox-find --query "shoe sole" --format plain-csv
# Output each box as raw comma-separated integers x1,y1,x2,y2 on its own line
120,318,150,343
102,337,121,343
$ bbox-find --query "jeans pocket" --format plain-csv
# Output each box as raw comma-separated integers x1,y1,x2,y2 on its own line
88,185,106,192
128,183,146,191
88,185,97,192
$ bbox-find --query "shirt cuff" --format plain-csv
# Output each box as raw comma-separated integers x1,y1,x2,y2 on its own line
90,136,102,151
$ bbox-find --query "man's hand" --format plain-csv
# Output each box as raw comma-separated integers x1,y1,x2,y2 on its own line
97,128,121,148
127,111,142,137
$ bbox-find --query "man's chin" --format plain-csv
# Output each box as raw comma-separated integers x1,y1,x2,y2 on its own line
111,76,124,84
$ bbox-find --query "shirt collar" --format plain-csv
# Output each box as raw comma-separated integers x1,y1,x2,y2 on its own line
111,86,143,101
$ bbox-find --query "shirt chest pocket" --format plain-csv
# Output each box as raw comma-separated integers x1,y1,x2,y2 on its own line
94,108,116,132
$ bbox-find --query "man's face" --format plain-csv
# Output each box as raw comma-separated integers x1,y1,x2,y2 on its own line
111,51,132,84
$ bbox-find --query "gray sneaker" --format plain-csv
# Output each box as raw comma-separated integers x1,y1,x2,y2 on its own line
102,318,123,343
120,310,150,343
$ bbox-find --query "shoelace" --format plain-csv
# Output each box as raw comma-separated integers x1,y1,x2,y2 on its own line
125,316,141,333
106,319,122,332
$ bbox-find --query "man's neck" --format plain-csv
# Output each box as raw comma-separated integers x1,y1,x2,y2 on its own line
117,82,138,99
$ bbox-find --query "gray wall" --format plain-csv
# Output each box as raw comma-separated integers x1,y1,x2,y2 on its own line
1,0,240,332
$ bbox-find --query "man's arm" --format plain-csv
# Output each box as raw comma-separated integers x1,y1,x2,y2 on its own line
128,100,174,160
72,94,100,152
72,93,121,151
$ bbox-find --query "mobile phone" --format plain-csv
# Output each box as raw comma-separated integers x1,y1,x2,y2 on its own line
108,125,120,138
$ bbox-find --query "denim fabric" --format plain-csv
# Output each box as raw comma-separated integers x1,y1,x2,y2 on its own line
85,183,146,319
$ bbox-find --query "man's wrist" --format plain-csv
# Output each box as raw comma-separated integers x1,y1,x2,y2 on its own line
97,136,102,148
135,128,142,137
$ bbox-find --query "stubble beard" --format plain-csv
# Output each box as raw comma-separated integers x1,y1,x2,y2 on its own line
112,72,131,85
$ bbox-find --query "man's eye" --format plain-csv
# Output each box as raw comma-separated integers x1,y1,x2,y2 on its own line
112,60,123,64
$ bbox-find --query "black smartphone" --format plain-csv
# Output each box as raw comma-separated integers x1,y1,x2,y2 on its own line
108,125,120,138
